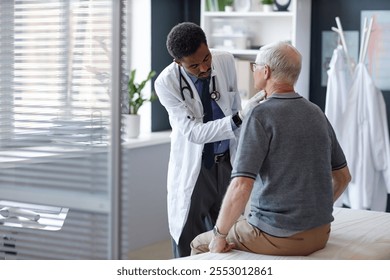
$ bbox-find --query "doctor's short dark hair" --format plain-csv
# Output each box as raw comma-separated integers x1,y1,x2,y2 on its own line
166,22,208,61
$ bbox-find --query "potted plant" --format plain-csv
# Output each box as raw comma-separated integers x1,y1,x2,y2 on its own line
261,0,274,12
123,69,156,139
224,0,234,12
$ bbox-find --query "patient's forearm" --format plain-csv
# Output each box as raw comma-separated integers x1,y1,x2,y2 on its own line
332,166,351,202
215,177,254,235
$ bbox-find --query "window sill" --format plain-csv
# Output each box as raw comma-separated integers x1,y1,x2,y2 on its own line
122,130,171,149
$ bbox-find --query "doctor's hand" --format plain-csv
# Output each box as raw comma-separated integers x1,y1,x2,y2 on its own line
209,237,235,253
239,90,266,119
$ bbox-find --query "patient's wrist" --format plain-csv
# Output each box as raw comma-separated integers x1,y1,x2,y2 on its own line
213,225,228,238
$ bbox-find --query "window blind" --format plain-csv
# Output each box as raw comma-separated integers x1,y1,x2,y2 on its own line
0,0,129,259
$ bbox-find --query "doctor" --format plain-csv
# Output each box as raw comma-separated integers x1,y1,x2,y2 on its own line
154,22,263,257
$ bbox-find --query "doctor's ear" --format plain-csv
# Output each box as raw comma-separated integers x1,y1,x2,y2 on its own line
173,59,182,66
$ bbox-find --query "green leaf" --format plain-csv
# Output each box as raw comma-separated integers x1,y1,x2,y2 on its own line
127,69,156,115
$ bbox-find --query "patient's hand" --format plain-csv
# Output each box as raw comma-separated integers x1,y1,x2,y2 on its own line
209,237,235,253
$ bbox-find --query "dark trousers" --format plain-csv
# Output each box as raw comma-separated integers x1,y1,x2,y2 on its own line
172,152,232,258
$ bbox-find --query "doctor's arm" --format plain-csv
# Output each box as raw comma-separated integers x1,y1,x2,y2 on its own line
209,176,254,253
332,166,351,202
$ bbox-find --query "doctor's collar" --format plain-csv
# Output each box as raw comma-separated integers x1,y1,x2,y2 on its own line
181,65,215,83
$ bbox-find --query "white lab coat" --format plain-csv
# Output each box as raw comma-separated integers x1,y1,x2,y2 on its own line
325,45,353,206
154,50,241,243
339,63,390,210
325,45,352,125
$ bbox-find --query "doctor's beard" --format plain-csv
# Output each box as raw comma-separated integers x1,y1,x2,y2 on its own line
197,68,212,79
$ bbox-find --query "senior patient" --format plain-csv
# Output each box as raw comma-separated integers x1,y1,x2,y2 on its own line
190,41,351,256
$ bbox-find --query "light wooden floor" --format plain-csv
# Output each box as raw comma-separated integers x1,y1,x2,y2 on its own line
127,239,173,260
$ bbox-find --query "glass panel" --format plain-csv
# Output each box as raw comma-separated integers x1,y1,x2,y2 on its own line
0,0,128,260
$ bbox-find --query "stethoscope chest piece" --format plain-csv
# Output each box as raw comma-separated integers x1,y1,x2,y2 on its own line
210,90,220,101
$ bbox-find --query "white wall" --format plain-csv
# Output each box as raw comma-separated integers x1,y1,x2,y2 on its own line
128,0,153,135
125,0,170,254
123,136,171,252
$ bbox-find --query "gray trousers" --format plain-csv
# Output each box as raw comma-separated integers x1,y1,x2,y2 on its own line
172,152,231,258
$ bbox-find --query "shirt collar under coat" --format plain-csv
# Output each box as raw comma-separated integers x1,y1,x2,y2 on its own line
268,91,301,99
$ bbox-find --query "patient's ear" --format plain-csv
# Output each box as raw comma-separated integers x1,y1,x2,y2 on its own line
264,65,270,79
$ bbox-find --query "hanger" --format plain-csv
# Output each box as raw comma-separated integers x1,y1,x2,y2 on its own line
359,16,374,64
331,17,354,75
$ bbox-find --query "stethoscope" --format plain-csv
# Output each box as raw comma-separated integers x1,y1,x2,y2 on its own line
178,65,220,102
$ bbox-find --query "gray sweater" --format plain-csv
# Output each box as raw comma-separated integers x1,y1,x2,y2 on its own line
232,92,347,237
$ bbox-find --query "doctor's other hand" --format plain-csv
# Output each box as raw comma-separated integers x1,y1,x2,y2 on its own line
239,90,266,119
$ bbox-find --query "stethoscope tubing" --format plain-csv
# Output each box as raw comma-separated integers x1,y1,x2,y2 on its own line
178,65,220,102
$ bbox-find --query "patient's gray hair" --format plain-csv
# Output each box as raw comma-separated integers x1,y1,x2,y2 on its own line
255,41,301,85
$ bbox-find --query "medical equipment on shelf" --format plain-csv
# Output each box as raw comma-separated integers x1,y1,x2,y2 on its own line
178,65,220,101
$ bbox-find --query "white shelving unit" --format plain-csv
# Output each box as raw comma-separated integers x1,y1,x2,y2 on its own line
200,0,312,99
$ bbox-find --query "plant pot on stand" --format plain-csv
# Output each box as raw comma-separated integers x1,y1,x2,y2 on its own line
261,0,274,12
122,114,140,139
124,69,156,140
262,4,273,12
224,0,234,12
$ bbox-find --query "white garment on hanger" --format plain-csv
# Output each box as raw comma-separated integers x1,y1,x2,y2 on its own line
339,63,390,211
325,45,353,207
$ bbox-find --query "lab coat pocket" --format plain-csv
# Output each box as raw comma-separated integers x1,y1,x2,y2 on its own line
184,98,203,121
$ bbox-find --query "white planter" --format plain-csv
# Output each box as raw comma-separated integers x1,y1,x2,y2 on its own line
122,114,140,139
224,5,233,12
262,4,273,12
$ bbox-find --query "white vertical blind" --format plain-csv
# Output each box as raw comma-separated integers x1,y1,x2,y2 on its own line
0,0,129,259
12,0,111,147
